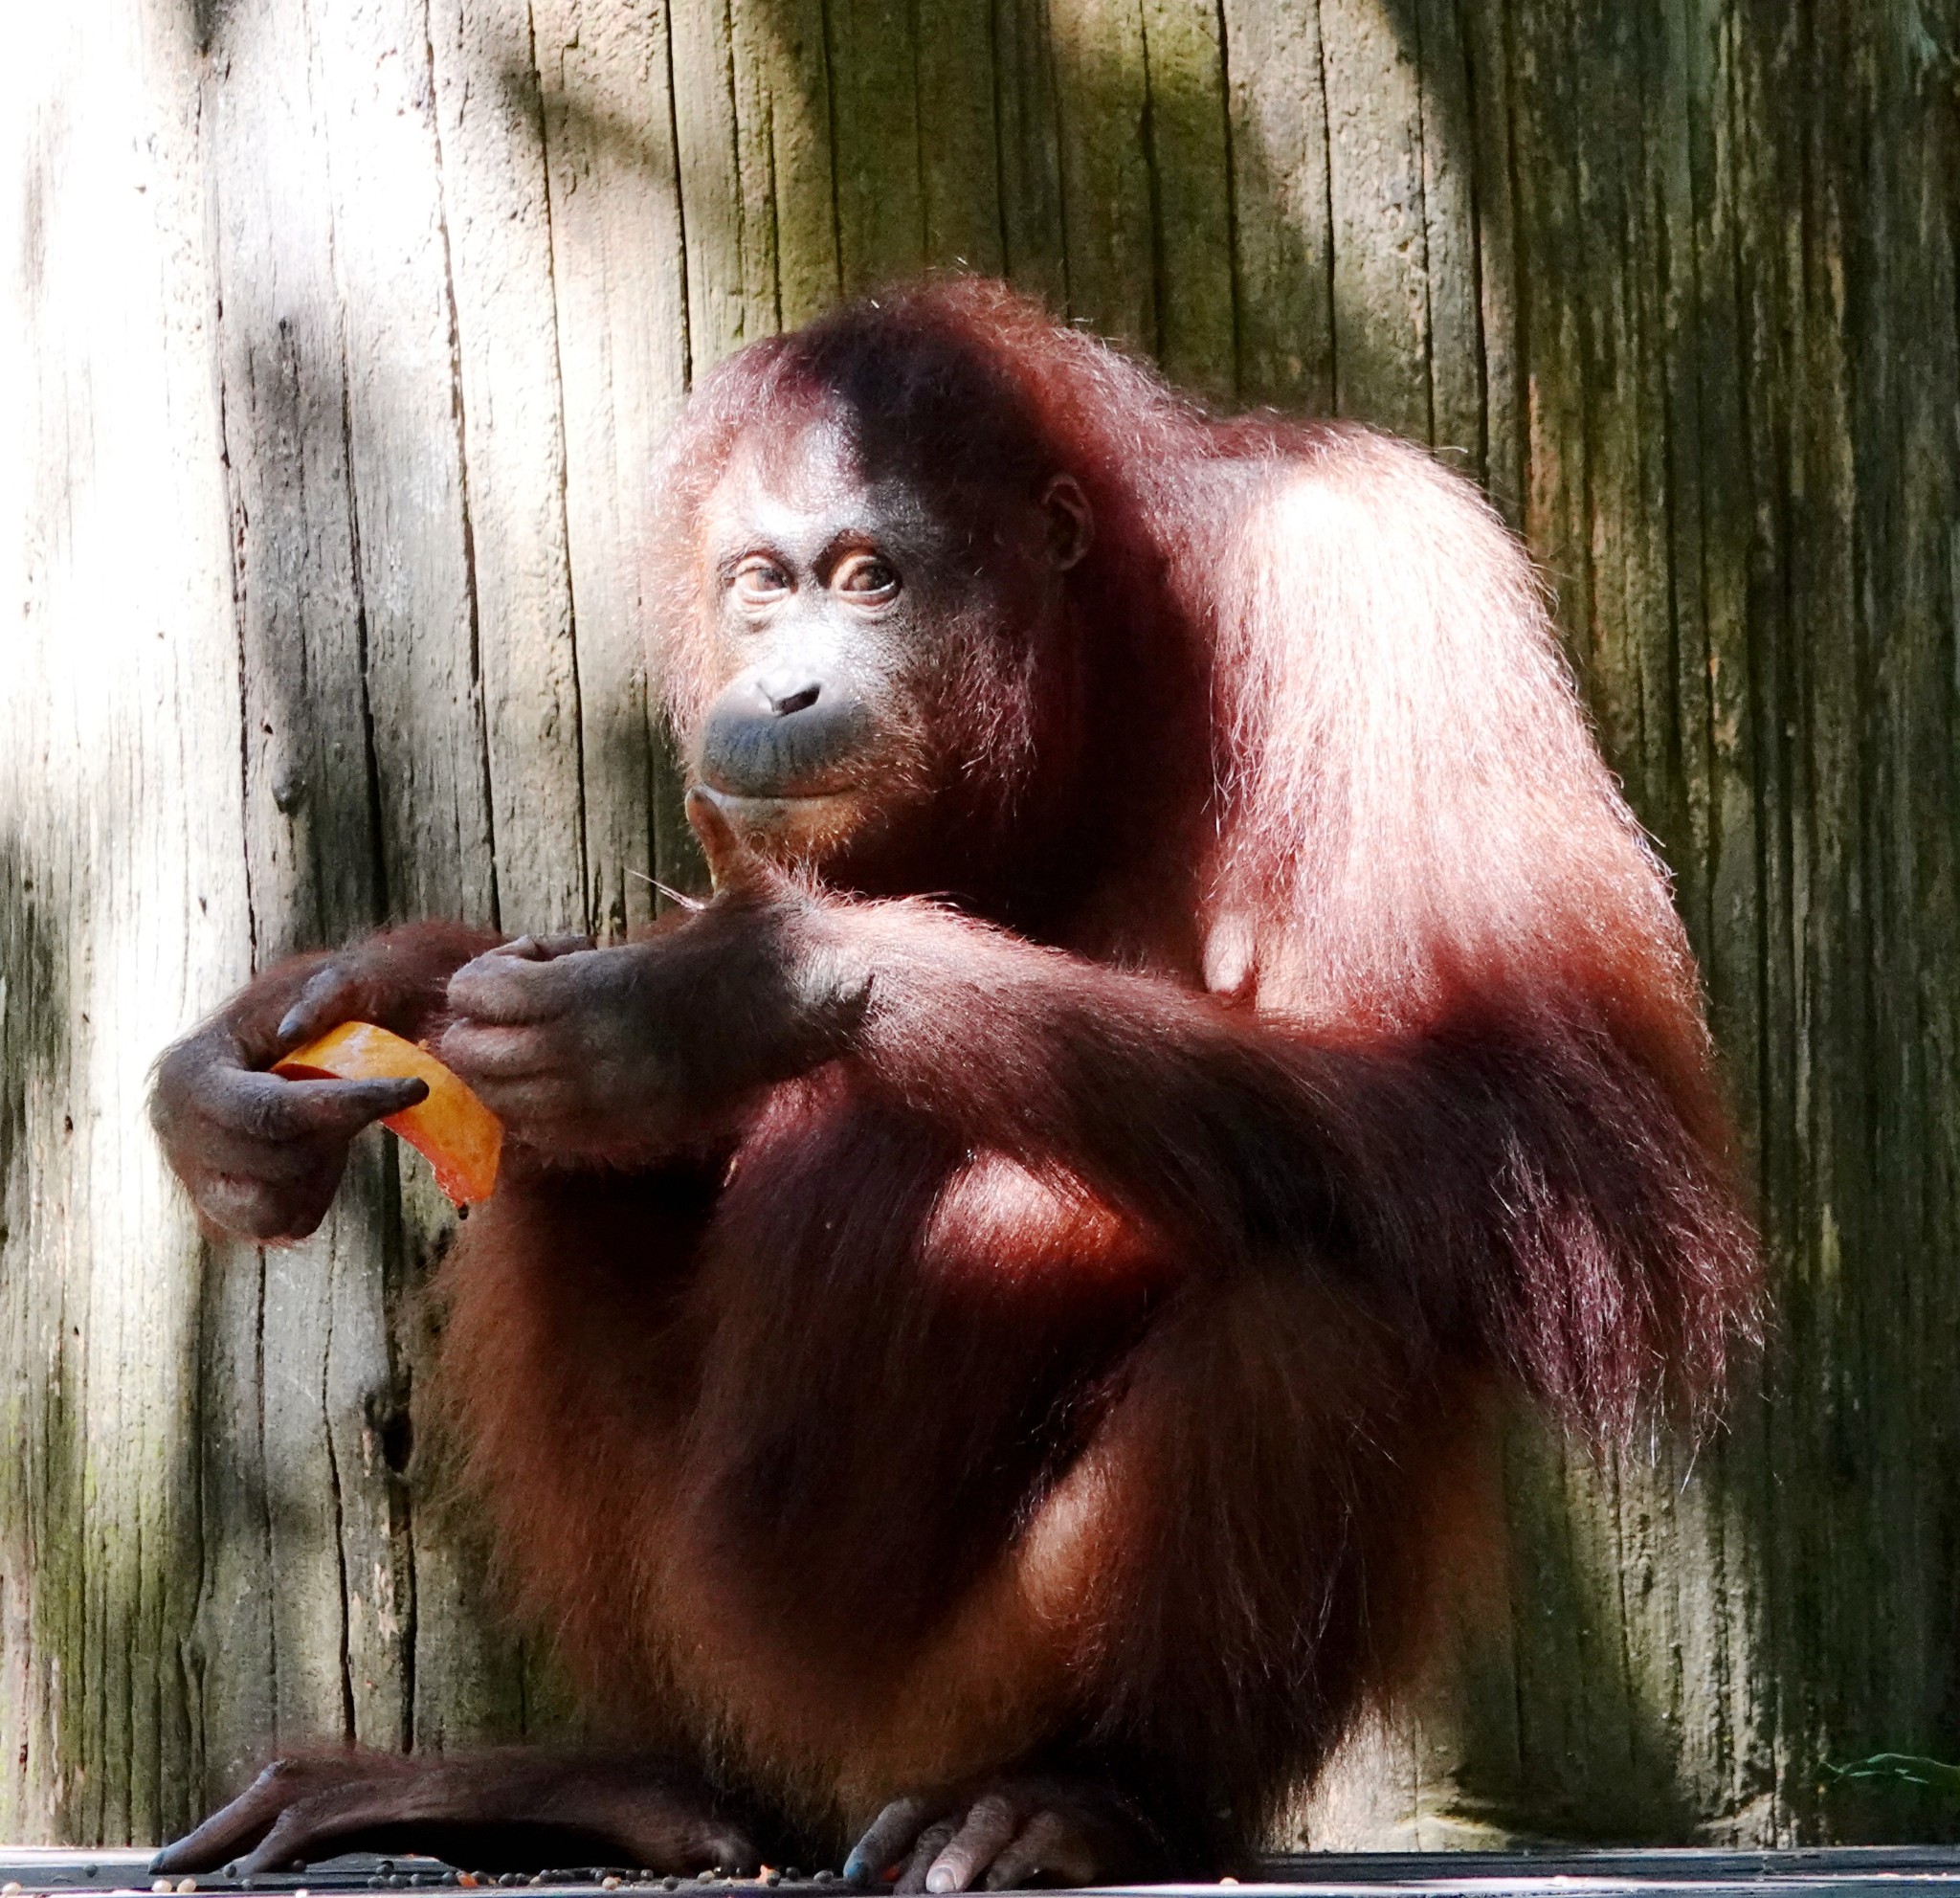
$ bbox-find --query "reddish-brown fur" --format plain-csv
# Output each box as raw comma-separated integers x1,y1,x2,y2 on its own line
424,281,1760,1867
155,279,1760,1877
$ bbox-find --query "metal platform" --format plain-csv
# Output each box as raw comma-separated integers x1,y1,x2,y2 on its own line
5,1848,1960,1898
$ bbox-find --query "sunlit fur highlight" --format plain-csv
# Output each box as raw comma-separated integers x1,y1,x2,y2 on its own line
432,278,1761,1872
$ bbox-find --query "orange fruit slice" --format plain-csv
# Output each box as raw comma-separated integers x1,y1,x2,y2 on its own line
274,1020,501,1205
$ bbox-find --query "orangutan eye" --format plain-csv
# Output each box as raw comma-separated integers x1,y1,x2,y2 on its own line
734,557,791,604
835,555,900,601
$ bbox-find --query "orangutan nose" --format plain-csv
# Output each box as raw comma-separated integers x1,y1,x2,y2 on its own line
698,668,872,798
764,678,822,717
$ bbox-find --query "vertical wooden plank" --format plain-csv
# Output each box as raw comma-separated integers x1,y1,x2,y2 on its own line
1409,0,1481,458
822,0,926,292
303,0,514,1756
1736,0,1840,1837
1569,0,1678,912
1457,0,1523,520
671,0,839,368
0,0,242,1845
990,0,1069,307
1479,0,1772,1842
1503,0,1592,676
1885,0,1960,1765
731,0,842,329
428,0,589,934
915,1,1009,277
1048,0,1156,352
204,11,381,962
1786,0,1960,1829
1218,0,1335,411
669,0,764,364
195,0,423,1796
532,0,694,931
1660,33,1776,1834
312,0,497,928
1317,0,1432,436
1138,0,1236,394
1685,0,1794,1835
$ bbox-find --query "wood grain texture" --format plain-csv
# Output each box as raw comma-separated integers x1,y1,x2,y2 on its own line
2,0,1955,1853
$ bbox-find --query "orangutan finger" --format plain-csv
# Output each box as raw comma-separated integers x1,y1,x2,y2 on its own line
843,1795,934,1885
499,931,596,964
204,1069,424,1146
981,1811,1097,1890
234,1784,405,1875
925,1795,1021,1892
150,1759,345,1873
685,788,776,901
446,950,581,1026
277,966,364,1052
439,1020,560,1083
894,1822,957,1895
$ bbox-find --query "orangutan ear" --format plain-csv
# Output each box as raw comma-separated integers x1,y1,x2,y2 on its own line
1040,475,1094,570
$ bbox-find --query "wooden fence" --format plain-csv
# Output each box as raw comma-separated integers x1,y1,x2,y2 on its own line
4,0,1957,1854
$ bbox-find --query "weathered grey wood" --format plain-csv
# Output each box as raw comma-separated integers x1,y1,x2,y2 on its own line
429,0,590,936
532,0,695,927
194,0,416,1810
3,0,246,1848
1217,0,1334,411
1317,0,1434,441
4,0,1958,1857
1049,0,1158,356
991,0,1070,309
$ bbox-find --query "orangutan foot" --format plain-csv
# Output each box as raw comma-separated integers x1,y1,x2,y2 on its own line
842,1776,1171,1891
151,1751,759,1878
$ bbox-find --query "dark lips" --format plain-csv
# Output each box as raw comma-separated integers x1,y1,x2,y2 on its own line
696,685,874,799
